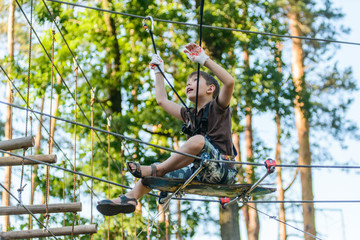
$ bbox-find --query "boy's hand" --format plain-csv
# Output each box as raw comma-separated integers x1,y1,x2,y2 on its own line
149,54,164,74
184,43,209,66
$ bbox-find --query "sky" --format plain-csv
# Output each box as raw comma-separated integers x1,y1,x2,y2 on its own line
1,0,359,239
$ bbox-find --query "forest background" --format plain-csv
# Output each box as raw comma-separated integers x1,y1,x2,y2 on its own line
0,0,359,240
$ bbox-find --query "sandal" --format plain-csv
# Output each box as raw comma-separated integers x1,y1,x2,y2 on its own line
96,194,138,216
127,162,157,178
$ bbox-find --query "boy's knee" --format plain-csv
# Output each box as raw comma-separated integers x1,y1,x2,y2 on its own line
187,135,205,151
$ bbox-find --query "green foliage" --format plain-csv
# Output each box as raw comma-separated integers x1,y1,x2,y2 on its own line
1,0,358,239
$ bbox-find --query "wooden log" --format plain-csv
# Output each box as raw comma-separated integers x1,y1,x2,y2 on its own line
0,202,82,216
0,136,35,151
0,224,97,239
0,154,57,166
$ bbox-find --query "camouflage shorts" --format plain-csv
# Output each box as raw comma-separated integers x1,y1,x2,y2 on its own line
163,137,237,184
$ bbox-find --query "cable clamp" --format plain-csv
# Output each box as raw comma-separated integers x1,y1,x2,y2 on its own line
142,16,154,32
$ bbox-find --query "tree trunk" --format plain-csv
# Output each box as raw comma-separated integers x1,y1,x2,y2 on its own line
242,49,260,240
219,128,242,239
102,0,122,113
2,0,15,232
274,42,287,240
220,204,240,240
288,11,316,239
275,113,287,240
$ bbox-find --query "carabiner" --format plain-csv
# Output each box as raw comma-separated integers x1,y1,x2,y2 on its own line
142,16,154,32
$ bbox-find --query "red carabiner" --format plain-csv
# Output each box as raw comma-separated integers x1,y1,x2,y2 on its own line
220,197,230,209
265,158,276,173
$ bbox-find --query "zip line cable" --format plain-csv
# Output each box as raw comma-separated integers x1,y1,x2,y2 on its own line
2,147,359,205
46,0,360,47
245,203,322,240
0,183,60,240
2,100,360,171
1,149,359,205
15,0,124,176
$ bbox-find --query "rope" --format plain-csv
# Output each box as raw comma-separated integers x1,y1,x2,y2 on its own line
44,11,55,233
0,183,60,240
194,0,205,126
2,99,360,171
40,0,133,175
0,64,100,200
1,149,360,206
15,0,124,178
143,16,189,111
246,203,321,240
18,0,33,211
0,149,132,189
45,0,360,47
90,89,95,237
72,59,79,240
106,117,111,240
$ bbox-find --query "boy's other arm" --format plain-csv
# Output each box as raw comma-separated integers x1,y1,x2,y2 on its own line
155,72,183,121
204,59,234,109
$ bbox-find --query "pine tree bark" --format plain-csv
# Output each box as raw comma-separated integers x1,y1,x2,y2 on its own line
219,131,242,240
242,49,260,240
288,11,316,239
2,0,15,232
102,0,122,113
275,113,287,240
274,42,287,240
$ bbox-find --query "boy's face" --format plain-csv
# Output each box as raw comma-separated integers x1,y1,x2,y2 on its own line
185,75,214,102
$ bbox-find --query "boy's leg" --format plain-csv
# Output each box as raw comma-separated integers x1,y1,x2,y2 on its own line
109,135,205,206
128,135,205,177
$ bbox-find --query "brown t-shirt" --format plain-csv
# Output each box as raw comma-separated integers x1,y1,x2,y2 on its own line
180,98,233,155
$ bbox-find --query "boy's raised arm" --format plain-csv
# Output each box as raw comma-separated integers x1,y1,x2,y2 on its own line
150,54,183,121
204,59,234,108
183,43,234,109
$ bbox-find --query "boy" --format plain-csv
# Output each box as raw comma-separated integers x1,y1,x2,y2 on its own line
97,43,237,215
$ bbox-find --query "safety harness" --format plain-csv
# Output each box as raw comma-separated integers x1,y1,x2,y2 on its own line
182,102,237,154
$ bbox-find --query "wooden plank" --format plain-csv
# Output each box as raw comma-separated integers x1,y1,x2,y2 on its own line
142,176,276,198
0,224,97,239
0,154,57,166
0,136,35,151
0,202,82,216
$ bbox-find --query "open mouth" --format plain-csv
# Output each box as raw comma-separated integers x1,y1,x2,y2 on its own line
186,88,193,94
